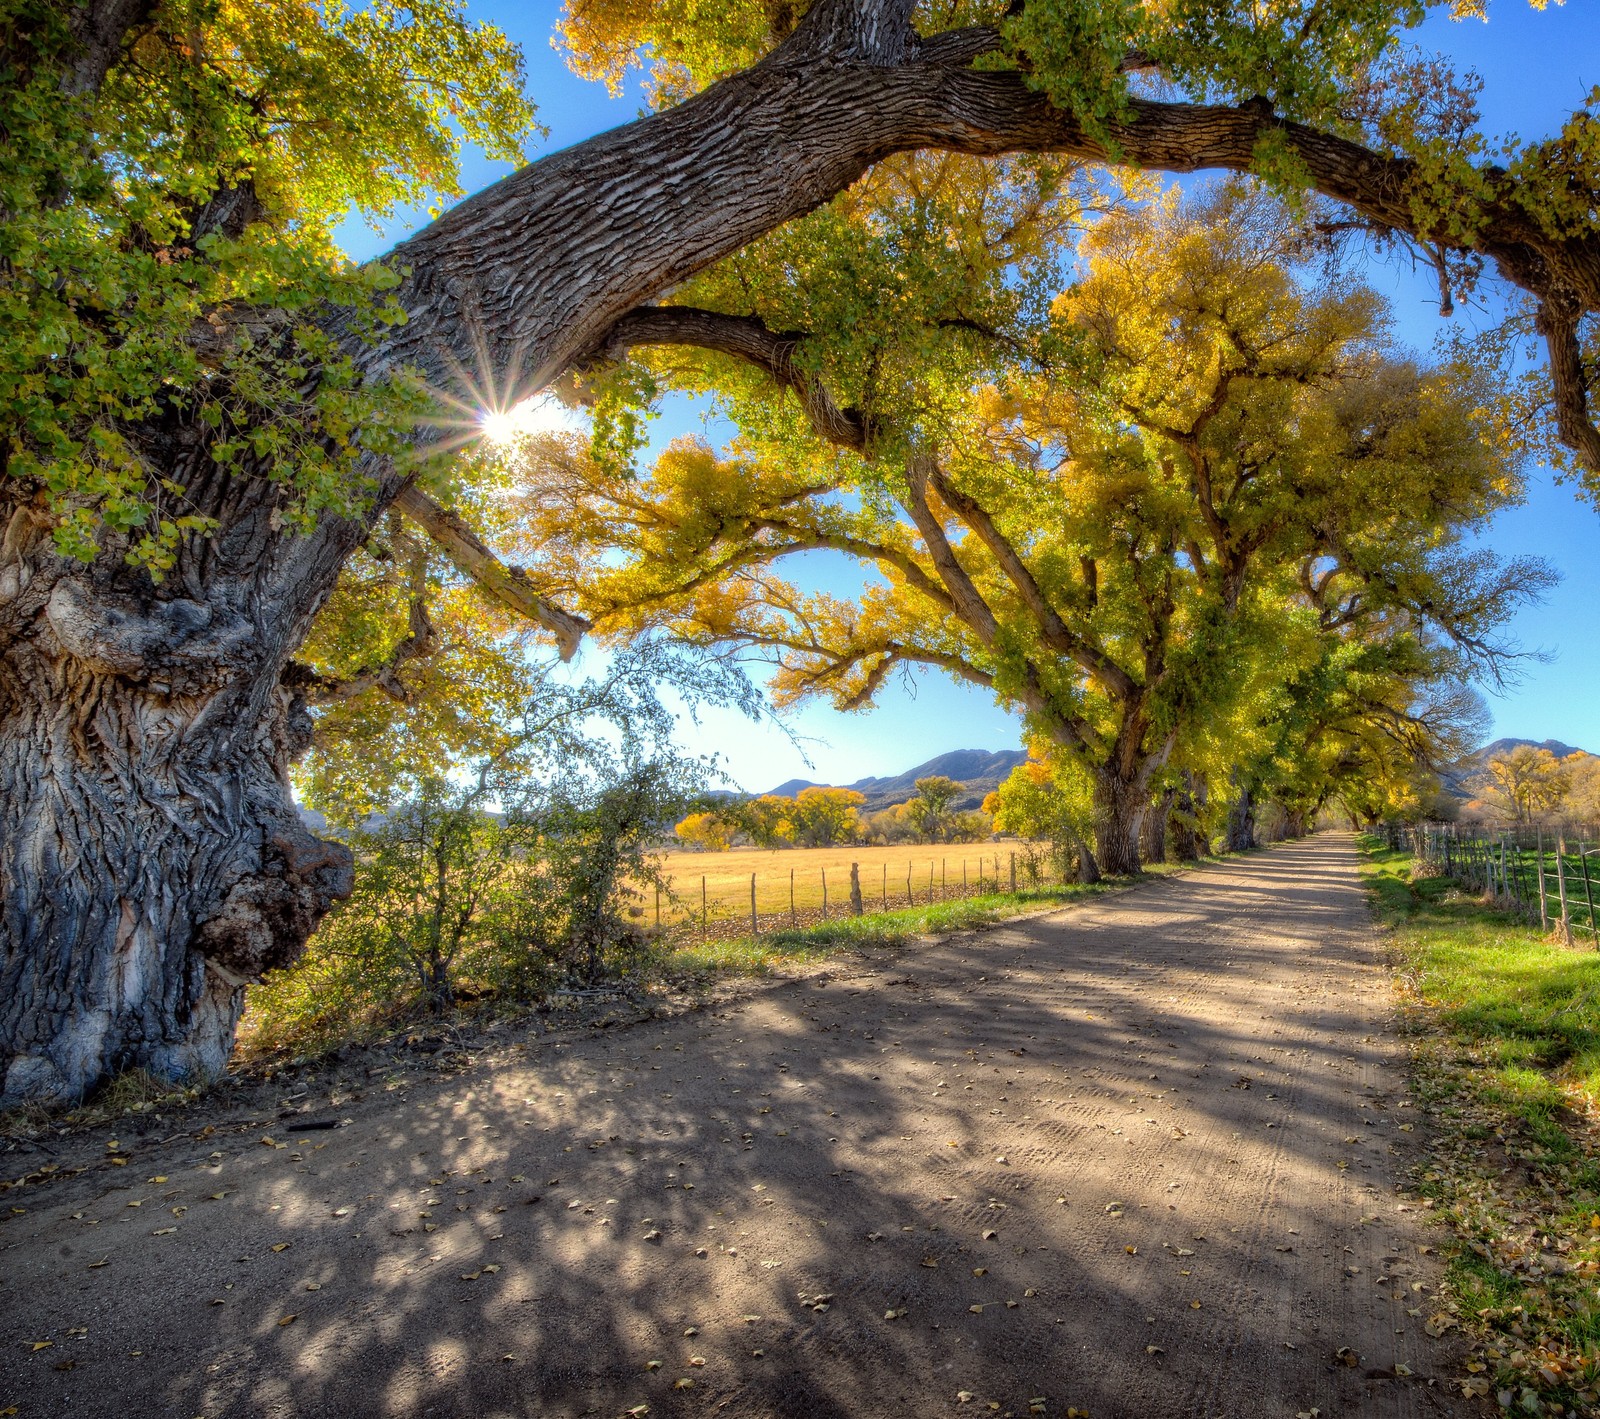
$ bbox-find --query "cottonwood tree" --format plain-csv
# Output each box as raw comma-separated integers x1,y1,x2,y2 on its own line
517,189,1540,872
1240,633,1491,837
4,0,1598,1102
1472,743,1573,824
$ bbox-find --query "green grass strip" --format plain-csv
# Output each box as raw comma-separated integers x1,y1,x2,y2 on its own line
1358,835,1600,1409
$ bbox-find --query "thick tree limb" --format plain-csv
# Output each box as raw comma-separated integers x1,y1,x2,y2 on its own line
923,463,1137,700
900,453,1001,648
591,307,870,451
1538,299,1600,473
63,0,156,96
392,485,590,658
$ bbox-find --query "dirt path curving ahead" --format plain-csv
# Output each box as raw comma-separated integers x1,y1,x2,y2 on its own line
1,834,1485,1419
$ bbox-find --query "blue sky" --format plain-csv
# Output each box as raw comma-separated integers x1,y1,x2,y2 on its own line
338,2,1600,792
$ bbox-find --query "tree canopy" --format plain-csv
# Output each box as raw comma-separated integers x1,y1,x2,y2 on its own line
509,183,1547,870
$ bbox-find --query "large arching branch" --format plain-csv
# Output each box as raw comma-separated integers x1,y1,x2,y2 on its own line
588,306,870,451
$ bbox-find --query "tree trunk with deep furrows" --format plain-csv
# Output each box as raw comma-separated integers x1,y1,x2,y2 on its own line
1092,766,1149,878
1141,787,1175,865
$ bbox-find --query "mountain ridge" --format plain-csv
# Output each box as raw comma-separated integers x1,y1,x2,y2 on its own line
764,747,1028,814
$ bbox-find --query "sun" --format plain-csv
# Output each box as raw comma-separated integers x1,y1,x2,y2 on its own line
478,394,583,446
480,408,525,444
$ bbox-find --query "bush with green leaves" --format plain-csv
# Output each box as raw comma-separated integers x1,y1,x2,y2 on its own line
242,642,751,1055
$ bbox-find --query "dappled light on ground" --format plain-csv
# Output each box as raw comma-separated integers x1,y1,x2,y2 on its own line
0,837,1475,1418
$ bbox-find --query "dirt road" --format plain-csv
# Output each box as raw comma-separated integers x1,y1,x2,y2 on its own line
1,835,1480,1419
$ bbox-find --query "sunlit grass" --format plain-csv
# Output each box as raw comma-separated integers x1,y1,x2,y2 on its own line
1359,836,1600,1407
656,870,1201,978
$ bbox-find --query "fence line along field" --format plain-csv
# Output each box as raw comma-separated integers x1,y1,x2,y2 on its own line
652,840,1051,928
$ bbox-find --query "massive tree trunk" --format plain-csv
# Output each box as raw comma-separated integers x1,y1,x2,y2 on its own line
1092,767,1148,877
0,498,356,1103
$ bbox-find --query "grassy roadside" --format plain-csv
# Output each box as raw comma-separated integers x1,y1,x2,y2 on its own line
1360,836,1600,1414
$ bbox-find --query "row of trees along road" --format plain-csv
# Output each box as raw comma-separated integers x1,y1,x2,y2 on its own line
514,183,1544,875
3,0,1594,1103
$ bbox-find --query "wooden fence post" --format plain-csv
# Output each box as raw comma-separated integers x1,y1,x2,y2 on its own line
821,867,828,919
702,875,708,934
1009,852,1017,893
882,863,888,911
655,882,660,929
906,862,913,905
750,874,758,938
929,860,935,901
850,862,863,916
790,867,796,926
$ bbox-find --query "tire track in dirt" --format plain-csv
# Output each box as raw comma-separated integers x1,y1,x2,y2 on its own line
0,834,1485,1419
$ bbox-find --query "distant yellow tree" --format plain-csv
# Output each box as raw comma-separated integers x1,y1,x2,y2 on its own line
728,795,796,849
1475,747,1572,825
789,787,865,847
674,811,733,851
903,775,962,843
1564,753,1600,823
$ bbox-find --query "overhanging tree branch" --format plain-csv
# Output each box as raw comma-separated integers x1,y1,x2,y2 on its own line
588,305,871,451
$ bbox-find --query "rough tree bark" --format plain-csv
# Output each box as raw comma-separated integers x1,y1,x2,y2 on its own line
1092,767,1148,877
10,0,1600,1105
1225,775,1258,853
1141,787,1175,865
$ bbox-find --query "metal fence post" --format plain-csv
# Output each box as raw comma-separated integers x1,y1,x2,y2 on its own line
1557,835,1573,945
1537,832,1549,932
1580,848,1599,950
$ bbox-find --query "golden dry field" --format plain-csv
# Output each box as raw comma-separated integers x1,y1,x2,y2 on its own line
652,840,1050,924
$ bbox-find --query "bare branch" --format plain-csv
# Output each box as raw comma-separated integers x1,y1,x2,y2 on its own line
392,485,590,659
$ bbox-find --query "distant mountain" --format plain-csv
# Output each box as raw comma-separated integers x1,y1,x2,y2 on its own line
1478,737,1588,761
765,747,1028,814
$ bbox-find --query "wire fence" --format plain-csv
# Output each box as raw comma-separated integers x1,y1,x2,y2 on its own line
651,845,1074,944
1407,821,1600,948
